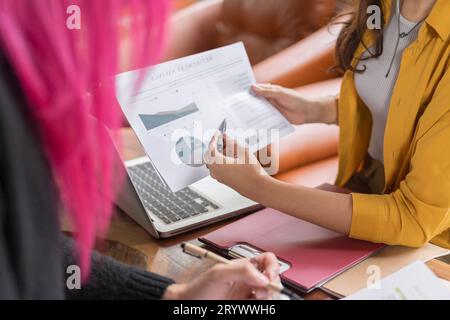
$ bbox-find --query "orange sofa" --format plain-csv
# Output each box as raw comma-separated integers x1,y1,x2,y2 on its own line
165,0,345,188
164,0,340,66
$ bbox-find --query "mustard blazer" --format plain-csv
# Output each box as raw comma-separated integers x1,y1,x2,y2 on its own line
336,0,450,248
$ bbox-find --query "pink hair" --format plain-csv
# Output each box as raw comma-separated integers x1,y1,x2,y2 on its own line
0,0,170,275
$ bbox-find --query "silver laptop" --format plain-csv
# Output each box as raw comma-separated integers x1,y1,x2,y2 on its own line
115,155,262,238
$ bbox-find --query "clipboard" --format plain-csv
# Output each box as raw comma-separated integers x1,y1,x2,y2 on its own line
199,184,385,293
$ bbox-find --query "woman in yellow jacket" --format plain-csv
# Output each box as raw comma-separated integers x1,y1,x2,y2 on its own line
206,0,450,249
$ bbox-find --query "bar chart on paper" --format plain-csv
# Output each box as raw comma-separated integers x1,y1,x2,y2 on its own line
139,102,199,130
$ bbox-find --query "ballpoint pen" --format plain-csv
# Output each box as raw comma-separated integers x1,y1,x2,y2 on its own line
217,119,227,153
181,242,303,300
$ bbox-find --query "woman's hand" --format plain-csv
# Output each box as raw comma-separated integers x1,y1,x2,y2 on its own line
163,252,281,300
252,84,338,125
204,133,269,199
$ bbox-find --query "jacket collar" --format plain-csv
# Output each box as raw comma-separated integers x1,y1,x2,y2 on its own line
384,0,450,41
425,0,450,41
352,0,449,68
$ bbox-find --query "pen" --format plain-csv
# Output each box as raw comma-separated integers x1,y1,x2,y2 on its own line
181,242,303,300
217,119,227,153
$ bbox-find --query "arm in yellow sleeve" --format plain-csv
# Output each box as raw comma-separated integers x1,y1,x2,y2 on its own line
350,112,450,247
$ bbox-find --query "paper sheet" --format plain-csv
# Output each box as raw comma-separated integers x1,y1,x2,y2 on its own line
442,279,450,291
345,260,450,300
116,43,294,191
322,243,449,298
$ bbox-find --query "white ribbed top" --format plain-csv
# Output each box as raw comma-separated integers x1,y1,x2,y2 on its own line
354,0,422,163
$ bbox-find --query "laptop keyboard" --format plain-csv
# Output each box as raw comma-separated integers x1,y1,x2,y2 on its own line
127,162,220,225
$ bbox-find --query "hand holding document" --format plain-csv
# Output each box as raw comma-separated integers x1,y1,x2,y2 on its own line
116,43,294,191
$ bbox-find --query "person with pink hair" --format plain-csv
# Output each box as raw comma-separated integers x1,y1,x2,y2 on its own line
0,0,279,299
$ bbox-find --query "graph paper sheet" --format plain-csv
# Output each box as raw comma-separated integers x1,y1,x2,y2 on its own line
116,43,293,191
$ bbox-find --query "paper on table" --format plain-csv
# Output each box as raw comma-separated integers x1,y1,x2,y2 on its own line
442,279,450,292
344,260,450,300
322,243,449,298
116,43,294,191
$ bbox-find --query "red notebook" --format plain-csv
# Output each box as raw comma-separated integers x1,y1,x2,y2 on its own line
200,186,384,293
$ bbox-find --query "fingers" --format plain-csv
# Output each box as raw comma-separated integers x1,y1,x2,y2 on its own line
252,83,286,99
211,260,269,288
254,288,271,300
252,253,281,300
266,96,293,122
267,97,284,112
206,132,248,165
209,132,219,157
204,132,221,165
223,134,254,164
222,133,240,159
252,253,280,282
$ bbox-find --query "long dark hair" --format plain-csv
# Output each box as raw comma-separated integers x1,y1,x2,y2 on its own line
335,0,385,73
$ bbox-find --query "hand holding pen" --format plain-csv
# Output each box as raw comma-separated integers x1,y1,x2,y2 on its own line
204,119,226,168
181,243,303,300
217,119,227,154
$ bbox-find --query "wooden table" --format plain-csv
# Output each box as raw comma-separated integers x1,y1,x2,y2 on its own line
92,128,450,300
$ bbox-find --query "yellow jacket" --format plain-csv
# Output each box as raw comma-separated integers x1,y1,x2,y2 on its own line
336,0,450,248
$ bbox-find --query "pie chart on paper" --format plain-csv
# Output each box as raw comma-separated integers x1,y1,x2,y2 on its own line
175,136,207,167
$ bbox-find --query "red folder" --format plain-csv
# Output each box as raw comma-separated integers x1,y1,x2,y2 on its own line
199,185,384,293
